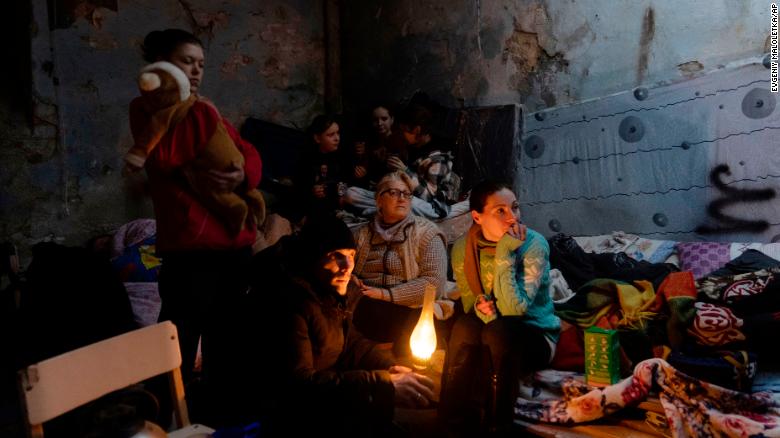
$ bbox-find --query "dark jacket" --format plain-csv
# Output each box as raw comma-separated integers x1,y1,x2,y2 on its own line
293,147,351,218
280,274,397,436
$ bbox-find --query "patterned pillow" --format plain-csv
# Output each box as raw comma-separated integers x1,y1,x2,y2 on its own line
675,241,730,279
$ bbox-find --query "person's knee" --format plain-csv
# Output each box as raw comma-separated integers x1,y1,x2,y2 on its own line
448,315,482,349
480,318,512,349
343,186,373,207
342,186,359,203
482,318,536,370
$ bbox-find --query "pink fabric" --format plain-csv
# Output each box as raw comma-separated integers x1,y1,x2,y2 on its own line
110,218,157,259
675,241,730,279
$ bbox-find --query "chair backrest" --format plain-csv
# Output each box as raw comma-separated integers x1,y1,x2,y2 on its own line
17,321,190,438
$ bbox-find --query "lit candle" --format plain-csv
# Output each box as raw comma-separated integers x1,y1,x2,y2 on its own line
409,285,437,370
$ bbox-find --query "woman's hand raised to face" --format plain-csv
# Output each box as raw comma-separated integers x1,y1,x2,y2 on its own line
507,222,527,241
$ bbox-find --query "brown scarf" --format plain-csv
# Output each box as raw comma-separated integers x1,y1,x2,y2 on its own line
464,224,496,299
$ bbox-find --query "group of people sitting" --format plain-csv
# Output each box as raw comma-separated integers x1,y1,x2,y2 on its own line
109,28,562,437
246,180,561,437
209,177,557,438
287,99,469,224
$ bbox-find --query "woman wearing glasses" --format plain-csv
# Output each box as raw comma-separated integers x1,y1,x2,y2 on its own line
350,171,451,357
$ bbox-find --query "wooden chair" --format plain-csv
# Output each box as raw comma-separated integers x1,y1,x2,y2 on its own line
17,321,212,438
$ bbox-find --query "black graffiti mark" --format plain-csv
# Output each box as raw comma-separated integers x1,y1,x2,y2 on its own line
696,164,775,235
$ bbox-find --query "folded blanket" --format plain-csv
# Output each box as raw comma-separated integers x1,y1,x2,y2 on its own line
515,358,780,437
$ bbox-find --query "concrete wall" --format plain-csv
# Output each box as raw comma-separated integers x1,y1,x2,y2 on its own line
1,0,326,258
1,0,772,260
519,59,778,243
341,0,770,111
340,0,772,244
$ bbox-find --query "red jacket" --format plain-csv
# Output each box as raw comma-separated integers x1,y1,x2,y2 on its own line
132,98,262,252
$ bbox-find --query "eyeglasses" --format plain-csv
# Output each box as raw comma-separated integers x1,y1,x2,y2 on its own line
380,188,413,200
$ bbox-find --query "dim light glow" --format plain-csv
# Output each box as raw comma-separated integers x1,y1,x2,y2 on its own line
410,285,437,363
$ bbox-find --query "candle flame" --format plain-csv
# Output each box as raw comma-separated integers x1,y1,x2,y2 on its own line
410,286,437,361
410,318,437,361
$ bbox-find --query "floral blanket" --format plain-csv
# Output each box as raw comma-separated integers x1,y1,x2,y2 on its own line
515,358,780,437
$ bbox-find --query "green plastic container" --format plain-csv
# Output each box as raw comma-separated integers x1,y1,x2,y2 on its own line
584,326,621,387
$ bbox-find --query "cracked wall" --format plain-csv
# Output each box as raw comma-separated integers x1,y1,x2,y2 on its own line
341,0,768,111
1,0,771,261
1,0,326,260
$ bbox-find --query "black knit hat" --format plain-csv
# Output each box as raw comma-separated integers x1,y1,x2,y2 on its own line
299,215,356,263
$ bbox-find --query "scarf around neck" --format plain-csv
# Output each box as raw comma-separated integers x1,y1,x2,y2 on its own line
464,224,498,298
372,213,414,242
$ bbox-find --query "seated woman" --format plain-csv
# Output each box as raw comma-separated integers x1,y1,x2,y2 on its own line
440,180,561,435
371,103,395,146
350,171,453,357
347,104,400,191
363,102,402,185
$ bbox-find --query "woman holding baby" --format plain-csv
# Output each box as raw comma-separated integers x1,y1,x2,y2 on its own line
128,28,261,426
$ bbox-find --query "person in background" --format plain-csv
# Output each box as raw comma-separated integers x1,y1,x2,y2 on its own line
342,103,401,191
341,103,468,219
294,114,350,219
387,103,466,219
372,103,395,141
350,171,454,357
393,103,445,165
365,102,407,186
133,28,261,426
274,215,434,437
440,180,560,435
347,127,372,189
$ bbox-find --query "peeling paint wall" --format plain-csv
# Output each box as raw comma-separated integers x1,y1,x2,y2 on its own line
341,0,769,111
1,0,326,259
2,0,771,260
